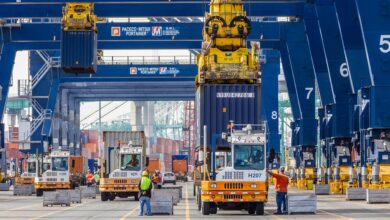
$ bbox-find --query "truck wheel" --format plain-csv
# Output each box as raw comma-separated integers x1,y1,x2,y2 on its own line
248,203,256,215
210,203,217,214
109,194,116,201
101,192,109,201
36,189,43,197
197,193,201,211
255,202,264,215
201,201,210,215
134,194,139,201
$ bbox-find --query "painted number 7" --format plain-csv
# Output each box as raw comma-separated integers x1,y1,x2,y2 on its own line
305,87,313,100
380,35,390,53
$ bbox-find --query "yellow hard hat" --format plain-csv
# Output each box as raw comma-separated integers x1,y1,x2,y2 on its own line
142,170,149,176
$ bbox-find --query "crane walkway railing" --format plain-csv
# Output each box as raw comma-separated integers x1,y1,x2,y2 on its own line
98,55,196,65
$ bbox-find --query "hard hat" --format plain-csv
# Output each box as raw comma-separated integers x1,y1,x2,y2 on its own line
280,166,285,172
142,170,149,176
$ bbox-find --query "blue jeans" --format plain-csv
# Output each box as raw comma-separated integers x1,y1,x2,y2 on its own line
276,192,287,213
139,196,151,216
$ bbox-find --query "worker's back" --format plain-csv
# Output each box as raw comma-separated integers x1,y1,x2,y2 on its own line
271,173,289,193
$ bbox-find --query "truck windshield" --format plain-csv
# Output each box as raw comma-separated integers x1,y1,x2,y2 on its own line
52,157,69,171
27,162,36,173
233,145,264,170
42,163,51,172
121,154,141,171
216,155,225,170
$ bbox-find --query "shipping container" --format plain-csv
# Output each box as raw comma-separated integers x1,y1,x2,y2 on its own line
103,131,146,174
147,159,161,173
196,84,261,147
69,156,84,174
88,159,97,173
61,30,97,74
172,155,189,174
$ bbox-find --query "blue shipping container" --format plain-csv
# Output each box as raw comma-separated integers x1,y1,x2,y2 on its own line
172,155,189,161
61,30,97,74
196,84,262,147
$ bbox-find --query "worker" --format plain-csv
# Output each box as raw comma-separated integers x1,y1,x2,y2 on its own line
267,166,289,215
127,155,139,168
93,172,100,186
86,170,94,187
138,170,152,216
152,170,162,189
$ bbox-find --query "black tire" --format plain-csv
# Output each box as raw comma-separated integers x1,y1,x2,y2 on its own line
202,201,210,215
36,189,43,197
101,192,109,201
248,203,256,215
255,202,264,215
109,194,116,201
197,192,201,211
134,194,139,201
210,203,217,214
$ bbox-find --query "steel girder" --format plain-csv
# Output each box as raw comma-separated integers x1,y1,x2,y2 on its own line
261,49,281,160
0,1,307,18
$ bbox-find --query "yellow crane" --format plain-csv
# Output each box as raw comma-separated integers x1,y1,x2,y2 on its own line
196,0,260,85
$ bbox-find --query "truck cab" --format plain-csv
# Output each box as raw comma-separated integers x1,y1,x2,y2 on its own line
35,151,84,196
16,156,38,185
200,124,267,215
99,141,147,201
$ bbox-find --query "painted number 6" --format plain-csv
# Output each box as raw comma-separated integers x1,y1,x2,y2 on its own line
340,62,349,78
380,35,390,53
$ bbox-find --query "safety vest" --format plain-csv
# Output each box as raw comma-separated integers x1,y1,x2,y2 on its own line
86,174,93,183
140,177,152,190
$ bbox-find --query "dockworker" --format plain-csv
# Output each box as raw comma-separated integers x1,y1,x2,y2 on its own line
152,170,162,189
93,172,100,185
86,170,94,187
138,170,152,216
267,166,289,215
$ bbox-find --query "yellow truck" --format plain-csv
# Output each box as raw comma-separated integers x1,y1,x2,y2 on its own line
34,150,85,196
199,124,268,215
99,131,148,201
15,155,50,187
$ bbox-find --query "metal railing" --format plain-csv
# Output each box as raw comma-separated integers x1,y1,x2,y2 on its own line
99,55,196,65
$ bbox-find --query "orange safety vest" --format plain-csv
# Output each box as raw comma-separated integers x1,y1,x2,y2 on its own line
86,173,93,183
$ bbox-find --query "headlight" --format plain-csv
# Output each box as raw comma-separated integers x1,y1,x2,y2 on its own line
210,183,217,188
251,183,257,189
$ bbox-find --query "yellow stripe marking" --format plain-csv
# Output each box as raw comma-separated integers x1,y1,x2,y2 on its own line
120,206,138,220
185,183,190,220
318,209,355,220
29,203,84,220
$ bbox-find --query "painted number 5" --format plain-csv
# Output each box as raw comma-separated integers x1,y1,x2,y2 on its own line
380,35,390,53
305,87,313,100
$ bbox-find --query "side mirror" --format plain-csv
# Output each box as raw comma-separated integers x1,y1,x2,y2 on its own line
145,157,149,167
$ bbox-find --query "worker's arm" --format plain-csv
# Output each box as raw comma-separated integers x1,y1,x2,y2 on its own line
267,171,282,179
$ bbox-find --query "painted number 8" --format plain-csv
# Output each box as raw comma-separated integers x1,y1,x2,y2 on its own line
271,111,278,120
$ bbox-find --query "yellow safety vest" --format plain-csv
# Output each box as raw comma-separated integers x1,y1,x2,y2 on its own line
140,177,151,190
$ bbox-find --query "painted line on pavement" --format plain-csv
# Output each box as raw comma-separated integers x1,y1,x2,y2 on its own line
185,183,190,220
318,209,354,220
29,203,85,220
120,206,138,220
